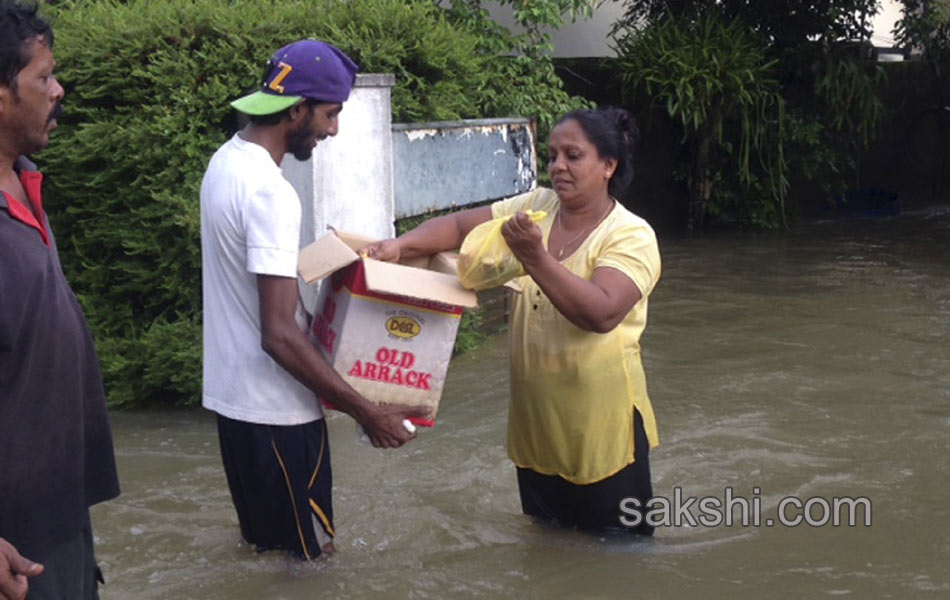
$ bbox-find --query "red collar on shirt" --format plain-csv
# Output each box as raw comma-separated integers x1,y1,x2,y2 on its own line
0,170,49,247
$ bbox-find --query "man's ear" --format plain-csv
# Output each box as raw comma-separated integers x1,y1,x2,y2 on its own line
0,85,11,115
287,99,311,122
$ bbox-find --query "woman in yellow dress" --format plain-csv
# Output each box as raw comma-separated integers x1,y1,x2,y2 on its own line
365,106,661,534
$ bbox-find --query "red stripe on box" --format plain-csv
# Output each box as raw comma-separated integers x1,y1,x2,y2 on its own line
337,261,464,316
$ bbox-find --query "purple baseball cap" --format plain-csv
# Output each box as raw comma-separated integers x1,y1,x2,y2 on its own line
231,39,359,115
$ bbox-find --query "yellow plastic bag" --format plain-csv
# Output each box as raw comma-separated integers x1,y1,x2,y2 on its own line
457,210,546,291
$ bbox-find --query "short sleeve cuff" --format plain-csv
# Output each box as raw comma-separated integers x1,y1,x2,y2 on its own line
596,256,654,297
492,188,557,220
247,246,298,277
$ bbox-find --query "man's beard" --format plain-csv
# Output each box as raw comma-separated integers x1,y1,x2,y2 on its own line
287,123,318,161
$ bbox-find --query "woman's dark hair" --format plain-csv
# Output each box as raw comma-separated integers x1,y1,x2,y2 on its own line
0,1,53,91
558,106,639,199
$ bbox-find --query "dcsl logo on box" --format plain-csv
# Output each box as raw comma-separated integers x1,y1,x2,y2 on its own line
386,316,421,339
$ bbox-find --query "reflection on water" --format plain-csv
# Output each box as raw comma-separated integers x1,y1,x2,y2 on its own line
95,206,950,599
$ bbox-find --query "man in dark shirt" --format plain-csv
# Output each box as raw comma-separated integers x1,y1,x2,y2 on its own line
0,2,120,599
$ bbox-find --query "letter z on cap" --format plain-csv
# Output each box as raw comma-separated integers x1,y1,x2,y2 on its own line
230,39,359,115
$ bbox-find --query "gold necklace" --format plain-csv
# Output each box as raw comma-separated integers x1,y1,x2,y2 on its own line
554,200,613,259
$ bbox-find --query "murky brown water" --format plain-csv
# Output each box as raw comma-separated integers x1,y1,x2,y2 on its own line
94,206,950,599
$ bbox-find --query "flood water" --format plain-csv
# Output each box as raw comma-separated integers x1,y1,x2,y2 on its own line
94,206,950,599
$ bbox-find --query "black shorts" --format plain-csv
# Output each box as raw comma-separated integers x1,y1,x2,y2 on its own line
216,415,334,560
516,410,654,535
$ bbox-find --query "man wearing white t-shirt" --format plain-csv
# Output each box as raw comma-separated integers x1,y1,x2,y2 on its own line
200,39,425,561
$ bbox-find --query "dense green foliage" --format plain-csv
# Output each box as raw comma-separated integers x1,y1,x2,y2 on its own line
442,0,595,175
894,1,950,189
614,0,885,228
618,0,880,44
895,0,950,87
38,0,585,406
614,12,786,230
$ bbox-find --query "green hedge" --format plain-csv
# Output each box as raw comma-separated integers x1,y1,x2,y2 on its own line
38,0,584,406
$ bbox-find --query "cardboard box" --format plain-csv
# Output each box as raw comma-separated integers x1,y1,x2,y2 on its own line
298,230,478,427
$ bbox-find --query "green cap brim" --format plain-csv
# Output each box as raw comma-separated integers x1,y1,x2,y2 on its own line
230,91,302,115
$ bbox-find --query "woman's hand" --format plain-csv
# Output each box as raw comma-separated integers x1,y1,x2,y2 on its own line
359,206,494,265
501,211,545,268
361,239,401,263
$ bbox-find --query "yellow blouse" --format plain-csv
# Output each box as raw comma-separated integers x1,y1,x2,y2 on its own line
492,188,661,484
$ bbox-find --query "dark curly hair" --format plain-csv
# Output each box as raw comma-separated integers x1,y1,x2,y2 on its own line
557,106,640,199
0,1,53,92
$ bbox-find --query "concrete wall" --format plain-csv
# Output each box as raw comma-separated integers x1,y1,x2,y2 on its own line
283,74,395,309
283,73,397,249
392,118,536,218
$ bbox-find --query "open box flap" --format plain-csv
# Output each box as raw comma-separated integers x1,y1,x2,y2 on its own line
298,231,362,284
299,231,478,308
427,252,461,277
332,230,378,252
362,258,478,308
